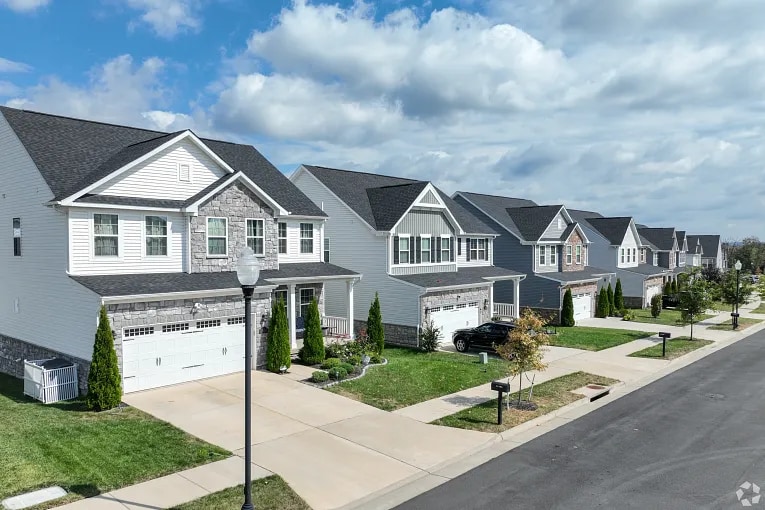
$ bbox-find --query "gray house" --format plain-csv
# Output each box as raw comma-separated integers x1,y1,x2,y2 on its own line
453,193,613,323
638,227,680,283
290,166,525,346
570,211,668,308
688,234,726,270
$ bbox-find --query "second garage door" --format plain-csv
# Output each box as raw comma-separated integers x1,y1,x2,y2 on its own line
121,317,248,393
430,304,480,342
572,293,592,322
645,284,661,307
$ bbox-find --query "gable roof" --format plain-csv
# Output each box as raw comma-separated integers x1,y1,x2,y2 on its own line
688,234,720,257
301,165,493,234
567,209,604,220
0,106,325,217
453,192,538,237
582,217,633,246
637,227,676,251
505,205,565,242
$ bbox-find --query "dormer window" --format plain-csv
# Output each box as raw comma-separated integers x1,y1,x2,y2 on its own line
576,245,582,264
178,163,191,182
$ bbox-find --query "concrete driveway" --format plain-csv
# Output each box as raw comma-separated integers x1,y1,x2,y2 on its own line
123,367,496,510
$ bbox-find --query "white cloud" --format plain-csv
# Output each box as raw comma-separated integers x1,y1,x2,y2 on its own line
124,0,201,38
0,57,31,73
0,0,49,12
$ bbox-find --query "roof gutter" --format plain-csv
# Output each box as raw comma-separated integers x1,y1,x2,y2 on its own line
100,286,278,304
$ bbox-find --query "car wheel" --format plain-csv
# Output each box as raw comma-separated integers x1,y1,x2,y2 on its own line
454,337,469,352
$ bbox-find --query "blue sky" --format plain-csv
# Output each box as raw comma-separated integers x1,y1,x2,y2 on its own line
1,0,763,239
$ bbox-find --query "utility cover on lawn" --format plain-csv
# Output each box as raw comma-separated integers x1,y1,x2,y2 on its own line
571,383,612,402
2,487,67,509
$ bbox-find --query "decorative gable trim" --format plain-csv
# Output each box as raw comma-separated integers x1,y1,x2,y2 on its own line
389,183,464,234
563,223,590,244
58,130,235,205
184,172,289,217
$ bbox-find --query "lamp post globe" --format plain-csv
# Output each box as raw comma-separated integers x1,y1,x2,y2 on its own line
237,247,260,287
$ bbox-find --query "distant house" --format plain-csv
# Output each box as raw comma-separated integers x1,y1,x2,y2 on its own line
453,193,613,323
638,227,680,283
688,234,726,270
685,235,704,267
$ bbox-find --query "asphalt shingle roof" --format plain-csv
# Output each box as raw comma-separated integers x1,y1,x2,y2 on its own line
453,192,538,238
0,107,326,217
582,217,633,245
619,264,669,276
689,234,720,257
536,267,615,284
505,205,564,242
567,209,604,220
70,263,359,297
75,195,187,209
391,266,524,289
637,227,676,251
301,165,494,234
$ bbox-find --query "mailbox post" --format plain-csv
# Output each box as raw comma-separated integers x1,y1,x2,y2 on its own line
491,381,510,425
658,332,671,357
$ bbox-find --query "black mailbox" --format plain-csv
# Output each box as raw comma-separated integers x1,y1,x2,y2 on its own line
658,332,671,357
491,381,510,392
658,332,671,339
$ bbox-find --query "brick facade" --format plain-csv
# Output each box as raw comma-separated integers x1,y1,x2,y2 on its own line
563,229,587,272
190,182,279,273
0,333,91,392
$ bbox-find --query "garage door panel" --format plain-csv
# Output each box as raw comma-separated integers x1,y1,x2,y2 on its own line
431,306,480,342
573,294,592,321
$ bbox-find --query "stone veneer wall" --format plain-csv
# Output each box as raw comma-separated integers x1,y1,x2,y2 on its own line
563,230,587,272
190,182,279,272
421,286,492,324
107,293,272,371
353,320,419,348
0,333,90,392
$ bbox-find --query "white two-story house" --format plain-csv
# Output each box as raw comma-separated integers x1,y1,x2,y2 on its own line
291,166,525,346
0,107,359,393
569,211,669,308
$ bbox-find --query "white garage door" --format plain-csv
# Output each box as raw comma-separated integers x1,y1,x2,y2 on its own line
646,285,661,307
121,317,248,393
430,304,480,342
573,294,592,321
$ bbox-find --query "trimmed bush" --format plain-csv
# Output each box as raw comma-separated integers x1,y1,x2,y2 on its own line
339,362,355,374
367,293,385,355
328,367,348,380
369,354,383,364
614,279,624,311
561,288,575,327
663,281,672,296
596,287,610,318
311,371,329,383
299,298,325,365
86,305,122,411
651,294,662,318
419,320,442,351
266,298,291,373
325,343,343,359
607,283,615,316
622,309,635,321
671,280,678,294
320,358,341,370
346,354,362,366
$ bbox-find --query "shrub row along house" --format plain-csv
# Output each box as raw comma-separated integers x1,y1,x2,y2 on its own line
0,107,727,393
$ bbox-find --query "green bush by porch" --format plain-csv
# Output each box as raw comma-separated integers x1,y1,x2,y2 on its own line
299,298,325,365
560,289,575,327
266,298,291,373
86,305,122,411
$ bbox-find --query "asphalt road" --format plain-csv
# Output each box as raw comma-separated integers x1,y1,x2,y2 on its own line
395,331,765,510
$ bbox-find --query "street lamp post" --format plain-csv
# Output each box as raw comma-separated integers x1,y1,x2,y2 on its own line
236,247,260,510
732,260,742,330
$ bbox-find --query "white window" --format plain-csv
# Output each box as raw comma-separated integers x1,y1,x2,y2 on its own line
633,248,637,262
566,245,572,265
550,245,557,265
470,238,487,261
576,244,582,264
124,326,154,338
94,213,119,257
621,248,625,263
145,216,168,256
207,217,227,256
278,222,287,254
178,163,191,182
399,236,410,264
300,287,314,317
441,236,451,262
246,219,264,255
227,316,245,325
196,319,221,329
300,223,313,253
421,236,431,263
557,217,563,229
653,253,659,265
538,245,546,266
442,304,455,311
274,289,288,309
162,322,189,333
324,238,330,262
12,217,21,257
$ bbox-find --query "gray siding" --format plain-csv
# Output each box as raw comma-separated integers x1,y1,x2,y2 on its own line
616,269,647,299
394,209,454,236
579,224,616,270
514,273,562,310
541,212,567,239
420,190,440,205
391,263,456,275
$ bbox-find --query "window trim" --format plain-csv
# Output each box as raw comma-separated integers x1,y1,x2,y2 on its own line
144,215,169,257
550,244,557,266
206,217,228,257
299,287,314,318
246,218,265,256
299,222,314,254
278,222,287,254
324,237,330,263
576,244,582,264
566,244,572,265
178,162,192,183
12,217,21,257
93,213,120,258
440,235,451,263
398,234,411,264
421,235,431,263
469,238,487,261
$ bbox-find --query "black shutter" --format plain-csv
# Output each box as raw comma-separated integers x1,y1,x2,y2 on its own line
431,238,436,262
485,238,490,261
457,238,461,256
466,238,471,261
393,236,399,264
410,237,415,264
436,237,442,263
415,236,421,264
450,237,455,262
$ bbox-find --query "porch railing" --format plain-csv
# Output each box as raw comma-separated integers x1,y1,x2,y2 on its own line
322,315,350,337
493,302,515,319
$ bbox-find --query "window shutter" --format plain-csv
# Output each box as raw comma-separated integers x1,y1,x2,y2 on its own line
393,236,399,264
466,238,471,261
410,237,415,264
457,238,461,256
436,238,442,263
485,238,490,261
431,238,436,262
415,236,421,263
450,237,455,262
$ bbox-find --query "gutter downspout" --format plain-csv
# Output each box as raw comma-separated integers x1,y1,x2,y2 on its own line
186,215,192,273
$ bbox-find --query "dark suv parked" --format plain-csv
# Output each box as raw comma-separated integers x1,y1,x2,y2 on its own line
452,321,515,353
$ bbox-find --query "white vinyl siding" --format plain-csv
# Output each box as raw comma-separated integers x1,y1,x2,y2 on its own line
91,138,228,200
69,209,185,274
0,112,102,361
617,226,640,268
541,212,567,239
278,220,322,264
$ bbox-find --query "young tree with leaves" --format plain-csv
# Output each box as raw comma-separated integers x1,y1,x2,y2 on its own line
719,268,754,312
664,281,672,296
87,306,122,411
495,309,549,407
606,283,615,316
561,288,575,327
614,279,624,311
266,299,291,373
367,293,385,355
299,298,325,365
596,287,609,318
678,269,712,341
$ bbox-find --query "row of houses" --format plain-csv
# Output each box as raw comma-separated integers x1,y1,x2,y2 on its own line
0,107,726,393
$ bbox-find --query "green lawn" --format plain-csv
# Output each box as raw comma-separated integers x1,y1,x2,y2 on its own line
629,337,713,360
707,317,763,331
750,303,765,314
0,373,229,507
171,476,309,510
631,308,714,326
432,372,618,433
548,326,653,351
326,347,511,411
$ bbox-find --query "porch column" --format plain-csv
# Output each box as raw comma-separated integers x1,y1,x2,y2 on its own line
488,284,494,319
288,283,297,349
346,279,355,339
513,278,521,319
